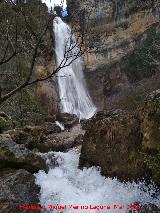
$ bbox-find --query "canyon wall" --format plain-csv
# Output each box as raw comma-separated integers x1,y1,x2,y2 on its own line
68,0,160,110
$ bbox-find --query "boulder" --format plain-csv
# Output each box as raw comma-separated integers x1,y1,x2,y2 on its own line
0,169,40,213
79,90,160,185
6,123,84,153
23,123,61,135
56,113,79,129
6,122,61,150
0,134,46,173
36,124,85,152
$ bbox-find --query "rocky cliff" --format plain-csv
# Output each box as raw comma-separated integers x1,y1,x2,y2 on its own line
68,0,160,111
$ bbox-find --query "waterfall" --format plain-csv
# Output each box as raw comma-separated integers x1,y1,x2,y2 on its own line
54,17,97,119
115,0,126,23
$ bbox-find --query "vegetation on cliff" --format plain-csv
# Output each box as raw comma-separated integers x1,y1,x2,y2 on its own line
79,90,160,185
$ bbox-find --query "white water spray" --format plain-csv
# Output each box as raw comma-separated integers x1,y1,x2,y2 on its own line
35,150,160,213
54,17,97,119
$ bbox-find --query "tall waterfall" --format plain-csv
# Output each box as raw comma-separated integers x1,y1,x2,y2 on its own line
54,17,97,119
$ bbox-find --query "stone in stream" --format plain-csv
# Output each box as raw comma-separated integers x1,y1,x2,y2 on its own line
79,90,160,186
6,118,84,153
6,122,61,150
0,134,47,173
0,169,40,213
56,113,79,129
36,124,84,152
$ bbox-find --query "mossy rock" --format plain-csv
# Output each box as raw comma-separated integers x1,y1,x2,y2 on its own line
0,116,12,133
144,154,160,184
0,134,47,173
79,90,160,185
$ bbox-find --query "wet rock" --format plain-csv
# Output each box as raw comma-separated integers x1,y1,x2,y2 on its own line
6,129,32,147
56,113,79,129
6,122,84,153
0,134,46,173
6,122,61,150
36,124,85,152
0,169,40,213
42,122,61,134
23,123,61,135
44,115,57,123
79,90,160,185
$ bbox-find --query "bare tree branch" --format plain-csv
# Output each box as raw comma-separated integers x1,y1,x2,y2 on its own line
0,1,88,105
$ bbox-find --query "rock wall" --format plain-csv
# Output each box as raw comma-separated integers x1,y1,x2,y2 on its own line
68,0,160,110
79,90,160,185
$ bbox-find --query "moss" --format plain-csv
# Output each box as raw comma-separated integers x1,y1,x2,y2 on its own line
0,146,16,161
0,147,7,159
144,154,160,184
0,87,48,128
124,24,160,82
0,117,12,132
0,0,49,127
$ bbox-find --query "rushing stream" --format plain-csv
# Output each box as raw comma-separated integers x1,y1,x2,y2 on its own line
35,149,160,213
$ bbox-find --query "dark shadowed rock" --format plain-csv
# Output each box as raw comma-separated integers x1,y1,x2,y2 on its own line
0,112,12,133
6,123,84,153
79,90,160,185
0,169,40,213
6,122,61,150
0,134,46,173
56,113,79,129
23,123,61,135
25,112,57,126
36,124,85,152
42,122,61,134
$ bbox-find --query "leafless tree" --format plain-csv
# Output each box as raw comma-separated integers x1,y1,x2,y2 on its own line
0,0,84,105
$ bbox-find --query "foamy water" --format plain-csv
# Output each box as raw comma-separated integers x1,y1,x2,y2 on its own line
35,149,160,213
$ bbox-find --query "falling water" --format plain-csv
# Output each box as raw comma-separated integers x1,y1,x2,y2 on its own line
54,17,97,119
114,0,126,23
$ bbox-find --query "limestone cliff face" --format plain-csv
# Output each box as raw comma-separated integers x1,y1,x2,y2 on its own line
68,0,160,110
